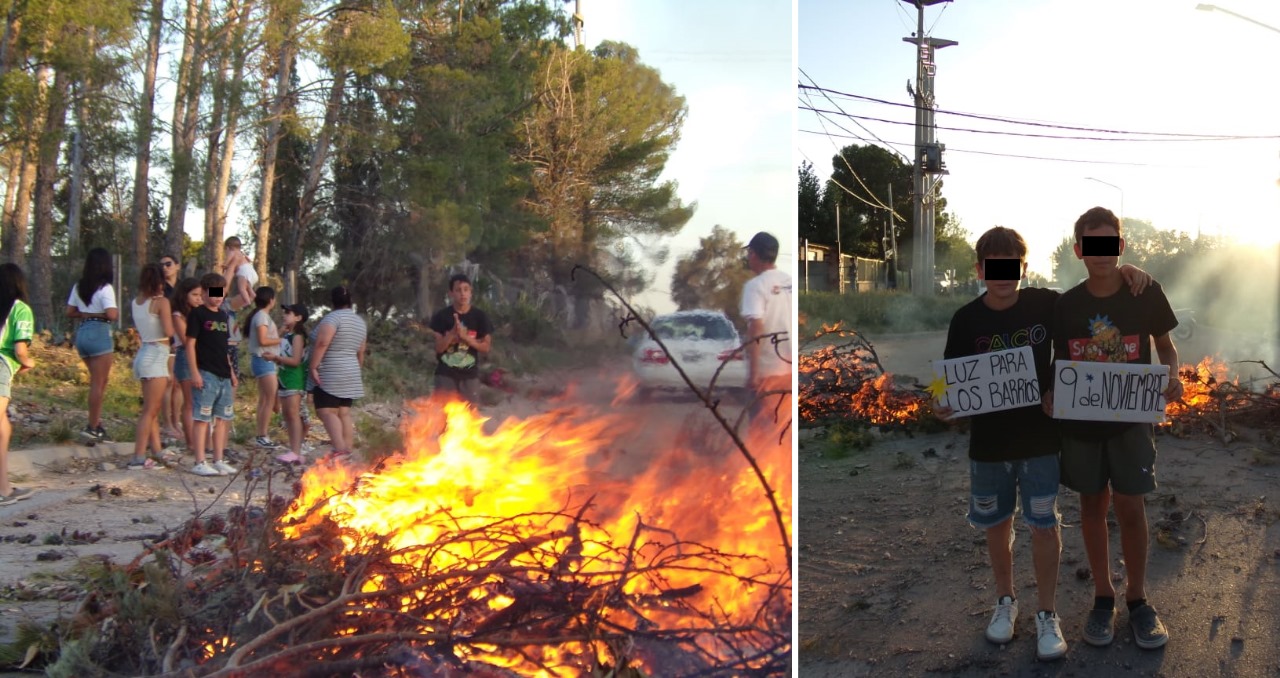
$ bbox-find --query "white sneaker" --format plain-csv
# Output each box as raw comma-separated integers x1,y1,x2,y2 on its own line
212,460,238,476
1035,610,1068,660
986,595,1018,644
191,462,221,477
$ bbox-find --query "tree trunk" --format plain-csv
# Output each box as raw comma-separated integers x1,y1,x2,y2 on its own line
204,0,252,271
130,0,163,266
1,149,23,263
29,68,70,330
254,37,294,282
66,29,95,255
3,59,51,268
284,62,346,304
165,0,209,259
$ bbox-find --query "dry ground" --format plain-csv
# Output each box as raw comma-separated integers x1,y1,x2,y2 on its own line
798,327,1280,677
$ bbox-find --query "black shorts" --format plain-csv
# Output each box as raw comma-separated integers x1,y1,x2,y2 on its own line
1060,424,1157,496
312,386,354,410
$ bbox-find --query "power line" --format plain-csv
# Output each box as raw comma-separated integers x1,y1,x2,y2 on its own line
799,128,1164,166
799,105,1280,142
799,84,1280,140
799,69,908,161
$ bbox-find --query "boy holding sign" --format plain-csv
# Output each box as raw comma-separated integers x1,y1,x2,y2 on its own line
936,227,1150,660
1050,207,1182,651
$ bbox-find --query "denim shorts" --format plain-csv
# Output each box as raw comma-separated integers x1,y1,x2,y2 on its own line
173,350,192,382
75,320,114,359
192,370,235,422
968,454,1061,529
0,359,12,398
251,354,277,378
132,342,170,380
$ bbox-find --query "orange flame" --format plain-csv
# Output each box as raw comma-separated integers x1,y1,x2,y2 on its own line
281,392,791,673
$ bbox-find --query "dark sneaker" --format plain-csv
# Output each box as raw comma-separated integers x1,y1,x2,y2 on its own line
1083,606,1116,647
1130,604,1169,649
0,487,33,505
94,425,112,442
79,426,100,443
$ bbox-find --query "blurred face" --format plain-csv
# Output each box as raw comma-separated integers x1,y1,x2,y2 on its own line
204,287,224,309
186,287,204,309
450,281,473,309
160,257,178,278
283,309,299,327
975,254,1026,300
1073,225,1126,277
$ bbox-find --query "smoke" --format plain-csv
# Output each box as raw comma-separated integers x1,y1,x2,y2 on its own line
1157,241,1280,384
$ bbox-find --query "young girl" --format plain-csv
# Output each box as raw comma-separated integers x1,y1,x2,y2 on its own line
0,263,36,504
66,248,117,442
129,263,175,469
267,303,308,464
169,278,203,451
245,287,282,448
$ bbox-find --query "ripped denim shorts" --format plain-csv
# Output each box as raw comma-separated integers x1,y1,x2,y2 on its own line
968,455,1060,529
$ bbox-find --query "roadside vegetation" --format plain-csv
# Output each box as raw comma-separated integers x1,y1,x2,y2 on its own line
799,290,969,336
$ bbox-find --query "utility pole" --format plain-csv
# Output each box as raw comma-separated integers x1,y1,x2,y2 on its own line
902,0,956,296
835,202,843,294
570,0,584,48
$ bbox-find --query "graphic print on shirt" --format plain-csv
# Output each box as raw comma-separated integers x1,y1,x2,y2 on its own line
1066,313,1138,362
441,331,478,370
203,319,229,333
974,323,1048,353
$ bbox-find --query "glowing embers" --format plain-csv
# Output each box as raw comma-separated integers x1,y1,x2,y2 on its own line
799,323,928,427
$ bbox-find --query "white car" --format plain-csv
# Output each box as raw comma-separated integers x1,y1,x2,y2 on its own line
631,310,747,398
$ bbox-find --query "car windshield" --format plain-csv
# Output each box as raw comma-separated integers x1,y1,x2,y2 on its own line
652,314,735,341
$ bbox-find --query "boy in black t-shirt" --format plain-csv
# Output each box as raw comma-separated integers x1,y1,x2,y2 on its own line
936,227,1151,661
1050,207,1181,651
430,273,493,404
185,273,239,477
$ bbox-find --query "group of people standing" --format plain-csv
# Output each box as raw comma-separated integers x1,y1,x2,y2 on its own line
56,238,369,476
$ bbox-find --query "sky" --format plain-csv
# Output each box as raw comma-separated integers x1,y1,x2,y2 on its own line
586,1,794,314
798,0,1280,281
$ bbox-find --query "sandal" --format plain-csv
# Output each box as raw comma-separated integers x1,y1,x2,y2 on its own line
127,458,158,470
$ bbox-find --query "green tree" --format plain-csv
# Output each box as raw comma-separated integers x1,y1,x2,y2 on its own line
797,160,826,244
670,225,753,329
816,144,909,258
519,39,693,328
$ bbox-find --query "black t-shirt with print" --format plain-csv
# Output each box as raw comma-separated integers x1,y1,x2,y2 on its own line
1052,280,1179,441
944,287,1060,463
187,305,233,379
430,305,493,380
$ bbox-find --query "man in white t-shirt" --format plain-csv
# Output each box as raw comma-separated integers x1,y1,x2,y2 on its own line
739,231,792,428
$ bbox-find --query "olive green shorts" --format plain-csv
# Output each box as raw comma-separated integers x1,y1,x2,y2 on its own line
1060,424,1157,496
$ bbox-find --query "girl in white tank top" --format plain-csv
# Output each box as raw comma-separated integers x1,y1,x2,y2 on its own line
129,264,177,470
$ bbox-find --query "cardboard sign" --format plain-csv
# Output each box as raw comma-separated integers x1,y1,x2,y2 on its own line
1052,360,1169,423
929,346,1041,418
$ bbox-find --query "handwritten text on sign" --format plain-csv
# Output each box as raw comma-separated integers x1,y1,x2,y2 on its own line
931,346,1040,417
1052,360,1169,423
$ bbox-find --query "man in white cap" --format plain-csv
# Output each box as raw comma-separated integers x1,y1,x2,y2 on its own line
740,231,792,427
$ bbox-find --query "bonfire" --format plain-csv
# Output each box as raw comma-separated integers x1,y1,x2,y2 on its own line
26,389,791,677
1162,356,1280,442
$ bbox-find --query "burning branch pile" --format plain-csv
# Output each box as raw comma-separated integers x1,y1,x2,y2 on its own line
37,400,791,677
798,323,929,428
1163,357,1280,441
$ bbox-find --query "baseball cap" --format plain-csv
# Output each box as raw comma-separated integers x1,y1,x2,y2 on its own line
281,303,309,321
745,231,780,260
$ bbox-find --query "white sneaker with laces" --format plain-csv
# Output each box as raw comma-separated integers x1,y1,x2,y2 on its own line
191,462,221,477
986,595,1018,644
212,460,238,476
1035,610,1068,660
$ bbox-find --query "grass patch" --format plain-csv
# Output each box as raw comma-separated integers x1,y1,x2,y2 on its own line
800,290,968,336
357,414,404,460
821,421,875,459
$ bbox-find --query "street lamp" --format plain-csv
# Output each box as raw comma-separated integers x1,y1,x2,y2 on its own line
1195,4,1280,35
1084,177,1125,223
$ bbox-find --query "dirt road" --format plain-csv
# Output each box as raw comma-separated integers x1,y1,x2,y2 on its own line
798,326,1280,676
